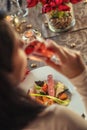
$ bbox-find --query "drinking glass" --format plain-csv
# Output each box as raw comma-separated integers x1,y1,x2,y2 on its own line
24,36,60,65
8,0,28,17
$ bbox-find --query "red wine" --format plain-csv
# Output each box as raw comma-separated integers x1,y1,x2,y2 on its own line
25,40,54,58
25,39,60,65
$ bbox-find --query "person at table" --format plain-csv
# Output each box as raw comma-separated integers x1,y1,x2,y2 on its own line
0,10,87,130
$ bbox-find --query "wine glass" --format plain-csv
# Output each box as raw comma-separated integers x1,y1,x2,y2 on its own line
24,34,60,65
7,0,28,17
15,0,28,17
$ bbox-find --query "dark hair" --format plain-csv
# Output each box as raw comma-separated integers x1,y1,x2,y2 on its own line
0,10,46,130
0,72,45,130
0,10,16,72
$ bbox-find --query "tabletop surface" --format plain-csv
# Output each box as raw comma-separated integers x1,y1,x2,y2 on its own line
1,0,87,71
1,1,86,116
26,1,87,71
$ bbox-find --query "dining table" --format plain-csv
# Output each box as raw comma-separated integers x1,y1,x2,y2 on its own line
22,1,87,71
1,0,87,117
0,0,87,71
21,1,87,117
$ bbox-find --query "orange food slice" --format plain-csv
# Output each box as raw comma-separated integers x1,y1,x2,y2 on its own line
24,30,34,38
58,93,68,100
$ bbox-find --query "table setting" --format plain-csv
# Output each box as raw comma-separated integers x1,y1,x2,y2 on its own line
2,0,86,66
20,66,86,118
1,0,87,119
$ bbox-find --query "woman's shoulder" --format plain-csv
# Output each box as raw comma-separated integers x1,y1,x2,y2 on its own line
34,104,67,126
24,104,87,130
24,104,62,130
39,104,62,117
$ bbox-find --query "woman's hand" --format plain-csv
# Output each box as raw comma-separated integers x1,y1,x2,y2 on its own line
45,39,86,79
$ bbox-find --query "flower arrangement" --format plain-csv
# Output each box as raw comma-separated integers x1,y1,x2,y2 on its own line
27,0,82,32
27,0,82,13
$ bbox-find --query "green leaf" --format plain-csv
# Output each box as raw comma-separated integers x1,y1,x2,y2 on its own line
35,85,41,90
30,93,70,106
50,10,65,18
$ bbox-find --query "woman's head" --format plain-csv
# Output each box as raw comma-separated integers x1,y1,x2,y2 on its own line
0,10,46,130
0,10,27,84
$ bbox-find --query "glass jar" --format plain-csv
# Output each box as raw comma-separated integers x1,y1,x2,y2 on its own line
45,3,75,32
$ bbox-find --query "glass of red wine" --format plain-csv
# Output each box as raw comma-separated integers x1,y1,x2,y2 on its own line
24,36,60,64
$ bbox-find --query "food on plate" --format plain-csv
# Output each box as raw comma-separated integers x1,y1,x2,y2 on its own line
24,30,34,38
28,74,72,106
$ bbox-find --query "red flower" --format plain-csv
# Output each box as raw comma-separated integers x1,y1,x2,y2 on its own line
58,4,70,11
39,0,47,5
50,1,57,9
27,0,38,7
39,0,56,5
54,0,63,5
26,0,82,13
70,0,82,3
63,0,70,2
42,4,53,13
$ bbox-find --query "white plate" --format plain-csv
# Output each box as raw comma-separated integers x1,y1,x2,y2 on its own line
20,66,85,116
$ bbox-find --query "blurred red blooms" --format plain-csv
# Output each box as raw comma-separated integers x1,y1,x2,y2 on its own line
27,0,82,13
42,4,53,13
27,0,38,7
42,2,57,13
39,0,48,5
70,0,82,3
55,0,63,5
58,4,70,11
